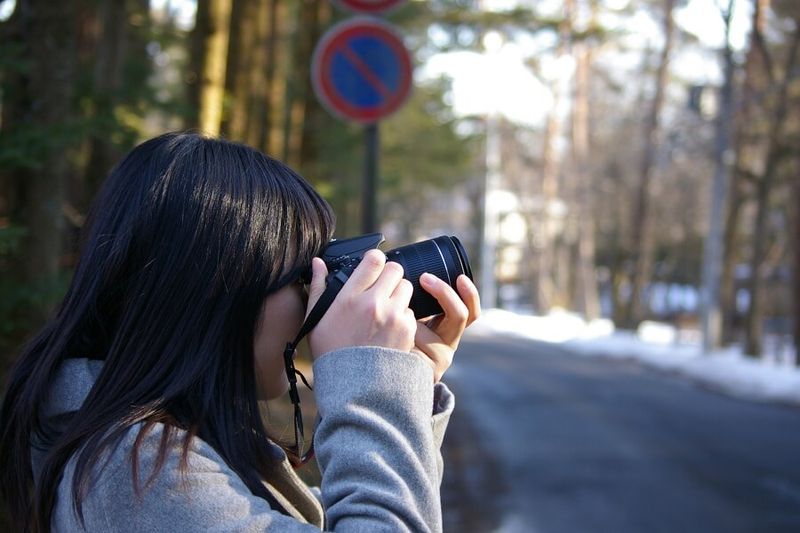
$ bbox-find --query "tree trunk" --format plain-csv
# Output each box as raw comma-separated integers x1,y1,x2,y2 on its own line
530,0,573,313
610,46,652,326
793,159,800,366
721,0,769,346
82,0,132,200
244,0,273,148
534,100,562,311
255,0,280,153
197,0,232,135
13,0,77,319
720,173,743,344
0,5,27,224
699,0,735,353
222,0,255,141
282,0,324,168
187,0,209,128
280,1,301,162
743,25,800,357
624,0,676,327
298,1,332,172
571,39,600,319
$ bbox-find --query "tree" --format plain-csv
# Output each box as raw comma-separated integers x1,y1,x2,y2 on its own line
623,0,677,327
569,1,600,320
194,0,232,135
0,0,78,323
82,0,153,201
222,0,258,141
533,0,573,312
720,0,768,346
743,7,799,357
794,154,800,365
699,0,736,352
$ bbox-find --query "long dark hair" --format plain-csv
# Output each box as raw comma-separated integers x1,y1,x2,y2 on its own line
0,131,335,531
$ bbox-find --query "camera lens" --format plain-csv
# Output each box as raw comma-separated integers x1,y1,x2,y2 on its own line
385,236,473,319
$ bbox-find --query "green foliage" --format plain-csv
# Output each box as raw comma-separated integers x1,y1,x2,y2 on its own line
0,42,30,74
379,77,476,238
0,120,83,171
381,77,475,196
0,225,70,368
0,224,25,257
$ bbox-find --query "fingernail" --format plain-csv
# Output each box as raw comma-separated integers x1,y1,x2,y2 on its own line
421,273,437,286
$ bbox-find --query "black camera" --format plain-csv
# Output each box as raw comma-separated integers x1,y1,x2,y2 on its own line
302,233,473,319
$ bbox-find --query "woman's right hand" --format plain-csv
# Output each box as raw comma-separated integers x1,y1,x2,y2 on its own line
305,250,418,358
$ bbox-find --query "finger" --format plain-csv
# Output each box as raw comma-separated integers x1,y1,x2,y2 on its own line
405,307,418,334
340,249,386,295
369,261,405,300
422,314,444,331
456,275,481,326
305,257,329,319
419,273,469,345
411,347,437,379
413,326,452,382
390,278,414,310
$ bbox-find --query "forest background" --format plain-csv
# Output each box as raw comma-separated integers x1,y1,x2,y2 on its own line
0,0,798,412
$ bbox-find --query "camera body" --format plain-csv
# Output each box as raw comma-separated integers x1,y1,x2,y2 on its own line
317,232,387,279
305,232,473,319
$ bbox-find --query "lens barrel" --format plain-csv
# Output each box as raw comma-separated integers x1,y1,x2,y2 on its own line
385,236,473,318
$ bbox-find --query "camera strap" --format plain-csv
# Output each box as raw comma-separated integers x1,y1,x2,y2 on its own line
282,269,350,467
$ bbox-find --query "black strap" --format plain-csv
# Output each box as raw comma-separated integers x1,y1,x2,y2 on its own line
283,269,350,467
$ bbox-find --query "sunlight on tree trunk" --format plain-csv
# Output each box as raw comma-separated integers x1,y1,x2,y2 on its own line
197,0,231,136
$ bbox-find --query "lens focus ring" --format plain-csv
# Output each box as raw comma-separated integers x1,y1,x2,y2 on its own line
386,239,460,318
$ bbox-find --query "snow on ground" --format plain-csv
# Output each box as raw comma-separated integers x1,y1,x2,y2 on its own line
467,308,800,407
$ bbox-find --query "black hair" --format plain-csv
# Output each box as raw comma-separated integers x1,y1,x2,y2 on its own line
0,131,335,531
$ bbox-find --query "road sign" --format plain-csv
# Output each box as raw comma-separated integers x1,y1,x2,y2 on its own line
332,0,407,14
312,17,412,124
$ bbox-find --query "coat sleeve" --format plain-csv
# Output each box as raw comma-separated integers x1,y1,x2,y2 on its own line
306,381,455,504
432,381,455,484
312,346,453,532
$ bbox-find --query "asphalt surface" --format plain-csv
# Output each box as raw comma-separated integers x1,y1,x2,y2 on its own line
440,333,800,533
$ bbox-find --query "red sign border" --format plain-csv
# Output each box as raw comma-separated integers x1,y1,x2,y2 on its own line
332,0,406,15
312,17,412,124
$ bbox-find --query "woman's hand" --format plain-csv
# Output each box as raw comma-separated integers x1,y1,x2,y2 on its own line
413,273,480,383
305,250,417,358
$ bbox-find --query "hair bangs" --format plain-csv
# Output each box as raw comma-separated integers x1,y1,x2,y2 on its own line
249,153,335,290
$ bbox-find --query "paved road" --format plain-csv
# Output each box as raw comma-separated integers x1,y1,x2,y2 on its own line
440,333,800,533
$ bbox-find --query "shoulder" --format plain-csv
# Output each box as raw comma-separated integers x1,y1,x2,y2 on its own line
53,422,316,532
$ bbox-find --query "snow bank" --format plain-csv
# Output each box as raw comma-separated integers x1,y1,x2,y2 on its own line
468,308,800,407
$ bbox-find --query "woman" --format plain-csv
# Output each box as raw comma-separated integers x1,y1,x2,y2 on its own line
0,131,480,532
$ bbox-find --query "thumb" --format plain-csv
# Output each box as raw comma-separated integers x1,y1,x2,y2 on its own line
305,257,328,320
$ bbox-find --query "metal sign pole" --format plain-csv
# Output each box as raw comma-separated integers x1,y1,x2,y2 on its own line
362,123,378,233
311,16,410,235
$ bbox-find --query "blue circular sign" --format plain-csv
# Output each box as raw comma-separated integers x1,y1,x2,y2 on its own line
312,18,412,124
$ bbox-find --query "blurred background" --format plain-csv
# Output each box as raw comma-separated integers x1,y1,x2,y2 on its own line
1,0,799,531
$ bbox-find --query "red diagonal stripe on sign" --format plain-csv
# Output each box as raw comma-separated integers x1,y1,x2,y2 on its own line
338,43,393,102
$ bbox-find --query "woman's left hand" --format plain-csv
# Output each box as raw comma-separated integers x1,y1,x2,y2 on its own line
412,273,481,383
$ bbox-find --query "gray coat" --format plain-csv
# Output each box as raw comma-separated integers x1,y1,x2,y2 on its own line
31,346,454,532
